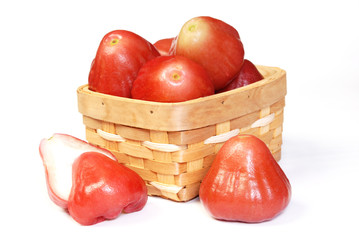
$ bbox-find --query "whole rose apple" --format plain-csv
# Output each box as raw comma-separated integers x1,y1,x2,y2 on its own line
174,16,245,90
88,30,160,97
131,55,214,102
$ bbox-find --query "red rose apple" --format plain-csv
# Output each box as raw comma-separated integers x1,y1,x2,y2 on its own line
154,37,175,56
131,55,214,102
88,30,160,97
218,59,264,92
68,152,147,225
39,134,148,225
174,16,245,90
39,133,116,209
199,135,291,223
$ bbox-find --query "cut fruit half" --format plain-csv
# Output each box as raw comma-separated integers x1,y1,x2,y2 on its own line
39,133,116,209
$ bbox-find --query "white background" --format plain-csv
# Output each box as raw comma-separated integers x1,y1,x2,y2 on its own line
1,0,358,239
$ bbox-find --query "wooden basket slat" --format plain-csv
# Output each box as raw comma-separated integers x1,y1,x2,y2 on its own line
178,182,201,200
117,125,150,142
168,125,216,145
259,129,276,145
150,130,169,143
230,110,261,130
270,112,284,130
86,127,106,146
126,165,158,182
269,134,283,151
83,116,102,129
239,126,259,136
271,98,286,113
171,145,215,163
174,167,211,186
203,154,216,168
157,173,176,185
118,141,153,159
113,151,130,164
128,156,144,169
144,159,187,175
151,151,172,163
186,158,204,172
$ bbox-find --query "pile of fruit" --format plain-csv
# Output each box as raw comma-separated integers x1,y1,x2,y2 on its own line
88,16,264,102
40,16,291,226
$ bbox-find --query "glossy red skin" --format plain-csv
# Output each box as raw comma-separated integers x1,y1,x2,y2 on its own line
39,133,116,209
175,16,245,90
154,37,175,56
200,16,240,38
68,152,147,225
88,30,160,97
131,55,214,102
199,135,291,223
218,59,264,93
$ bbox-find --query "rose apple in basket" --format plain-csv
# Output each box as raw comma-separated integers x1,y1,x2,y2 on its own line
154,37,175,56
131,55,214,102
199,135,291,223
89,30,160,97
174,16,245,90
218,59,264,92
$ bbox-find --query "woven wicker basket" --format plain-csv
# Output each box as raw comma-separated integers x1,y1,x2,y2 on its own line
77,65,287,202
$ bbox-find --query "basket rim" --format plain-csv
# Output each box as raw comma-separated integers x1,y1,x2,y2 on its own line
78,65,284,106
77,65,286,131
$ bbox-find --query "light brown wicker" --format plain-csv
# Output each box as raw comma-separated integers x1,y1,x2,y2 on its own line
77,65,287,202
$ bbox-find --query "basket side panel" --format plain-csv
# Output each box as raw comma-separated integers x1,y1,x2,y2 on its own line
82,96,285,201
78,65,287,202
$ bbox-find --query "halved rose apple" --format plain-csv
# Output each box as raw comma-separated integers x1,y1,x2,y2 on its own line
39,133,115,209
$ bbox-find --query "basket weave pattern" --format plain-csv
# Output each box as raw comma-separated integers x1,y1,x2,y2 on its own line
77,66,287,202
